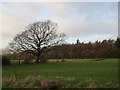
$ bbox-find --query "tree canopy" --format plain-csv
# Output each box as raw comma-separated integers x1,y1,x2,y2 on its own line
9,20,66,63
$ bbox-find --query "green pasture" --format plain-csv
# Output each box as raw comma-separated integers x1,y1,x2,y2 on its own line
2,59,118,88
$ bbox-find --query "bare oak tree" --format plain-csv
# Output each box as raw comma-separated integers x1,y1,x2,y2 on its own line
9,20,66,63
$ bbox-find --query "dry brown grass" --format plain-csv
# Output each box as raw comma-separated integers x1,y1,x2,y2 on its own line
2,74,64,88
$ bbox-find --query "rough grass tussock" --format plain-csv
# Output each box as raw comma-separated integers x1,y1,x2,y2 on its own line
2,75,64,88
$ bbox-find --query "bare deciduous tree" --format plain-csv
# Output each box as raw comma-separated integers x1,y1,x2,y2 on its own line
9,20,66,63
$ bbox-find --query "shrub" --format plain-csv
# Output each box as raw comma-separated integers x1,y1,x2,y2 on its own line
61,59,66,62
24,58,31,64
2,55,11,66
40,54,48,63
21,53,34,64
40,58,48,63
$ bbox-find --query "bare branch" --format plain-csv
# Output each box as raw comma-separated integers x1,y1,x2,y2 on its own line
8,20,66,63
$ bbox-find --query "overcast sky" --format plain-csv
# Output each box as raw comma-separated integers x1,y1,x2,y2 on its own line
1,1,118,49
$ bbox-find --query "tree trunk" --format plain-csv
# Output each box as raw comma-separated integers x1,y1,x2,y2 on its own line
18,59,20,65
36,54,40,63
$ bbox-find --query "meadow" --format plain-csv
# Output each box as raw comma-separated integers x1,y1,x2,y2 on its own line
2,59,118,88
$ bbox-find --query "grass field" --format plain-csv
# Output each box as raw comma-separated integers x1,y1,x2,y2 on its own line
2,59,118,88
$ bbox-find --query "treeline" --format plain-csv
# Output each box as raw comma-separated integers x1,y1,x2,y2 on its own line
46,39,119,59
2,38,120,65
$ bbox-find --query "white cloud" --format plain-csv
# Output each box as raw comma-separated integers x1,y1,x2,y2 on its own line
1,2,118,49
51,12,117,37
